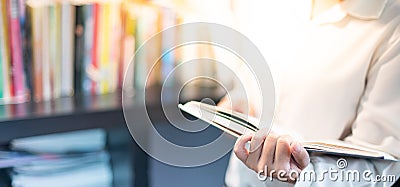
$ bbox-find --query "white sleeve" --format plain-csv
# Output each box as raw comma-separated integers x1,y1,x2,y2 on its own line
344,24,400,159
296,25,400,187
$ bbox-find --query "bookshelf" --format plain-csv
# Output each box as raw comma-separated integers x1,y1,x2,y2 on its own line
0,84,224,187
0,0,227,185
0,88,171,144
0,86,170,187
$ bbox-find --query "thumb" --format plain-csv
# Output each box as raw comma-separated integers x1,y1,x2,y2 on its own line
290,142,310,169
234,133,254,163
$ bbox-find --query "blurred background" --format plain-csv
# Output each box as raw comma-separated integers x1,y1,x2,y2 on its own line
0,0,259,186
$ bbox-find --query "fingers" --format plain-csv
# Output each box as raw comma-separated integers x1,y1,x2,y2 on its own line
233,133,253,163
258,133,278,168
290,142,310,169
246,131,267,170
249,130,267,152
235,131,310,183
274,136,293,173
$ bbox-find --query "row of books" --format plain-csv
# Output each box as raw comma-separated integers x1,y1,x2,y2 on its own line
0,0,179,104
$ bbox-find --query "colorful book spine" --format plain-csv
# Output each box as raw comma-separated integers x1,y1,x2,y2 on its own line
119,3,136,90
0,1,4,100
109,2,121,93
6,0,27,103
83,4,94,95
99,2,111,94
60,2,75,97
0,0,182,104
20,0,33,100
91,3,99,95
27,2,43,102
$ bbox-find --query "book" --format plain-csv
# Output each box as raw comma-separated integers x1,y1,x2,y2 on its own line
131,2,162,89
98,2,110,94
82,4,94,95
120,2,136,93
0,0,6,100
179,101,396,160
20,0,33,101
26,0,43,102
73,4,86,95
108,1,121,93
9,129,112,187
6,0,28,103
49,2,61,99
0,0,11,104
60,1,75,97
0,45,3,101
41,2,51,101
91,3,100,95
160,6,176,86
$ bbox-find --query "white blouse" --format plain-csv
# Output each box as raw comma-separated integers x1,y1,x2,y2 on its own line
225,0,400,186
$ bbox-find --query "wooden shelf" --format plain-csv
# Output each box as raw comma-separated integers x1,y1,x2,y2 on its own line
0,93,121,144
0,85,223,145
0,87,174,145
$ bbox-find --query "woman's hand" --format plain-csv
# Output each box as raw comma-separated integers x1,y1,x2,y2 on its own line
217,94,309,182
234,130,310,183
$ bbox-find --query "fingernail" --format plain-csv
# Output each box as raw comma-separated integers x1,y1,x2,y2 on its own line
293,142,302,153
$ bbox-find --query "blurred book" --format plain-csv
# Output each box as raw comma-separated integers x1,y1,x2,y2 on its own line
7,129,112,187
0,0,29,104
0,0,224,104
11,128,106,153
11,160,112,187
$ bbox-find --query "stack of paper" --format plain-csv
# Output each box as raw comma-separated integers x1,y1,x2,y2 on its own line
9,129,113,187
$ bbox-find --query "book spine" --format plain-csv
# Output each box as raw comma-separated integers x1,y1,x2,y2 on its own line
91,3,99,95
99,2,111,94
83,4,93,95
48,4,56,99
133,7,147,90
20,0,33,101
1,1,11,103
29,4,43,102
49,3,61,99
0,5,4,100
109,2,121,92
118,5,126,90
41,5,51,101
161,7,176,86
6,0,27,103
74,5,86,95
120,5,136,91
54,3,62,98
60,2,75,97
134,4,162,89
